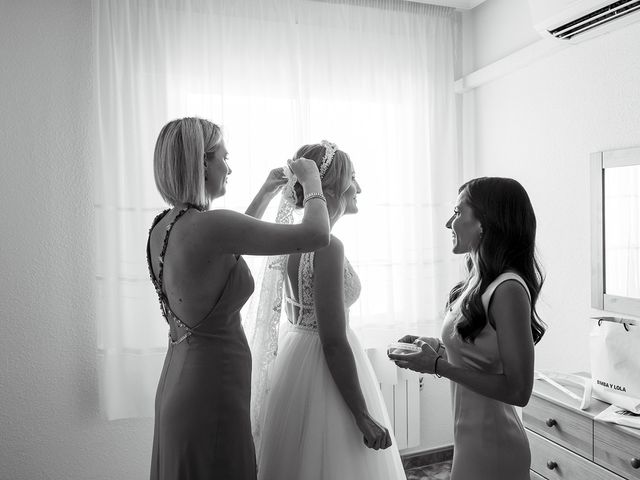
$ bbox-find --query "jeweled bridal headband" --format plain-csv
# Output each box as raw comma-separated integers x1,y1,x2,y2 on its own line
318,140,337,180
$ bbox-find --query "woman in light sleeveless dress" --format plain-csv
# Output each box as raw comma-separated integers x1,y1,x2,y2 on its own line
147,118,330,480
390,177,546,480
257,142,406,480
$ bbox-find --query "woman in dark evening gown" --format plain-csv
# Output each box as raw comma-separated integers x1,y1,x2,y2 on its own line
147,117,330,480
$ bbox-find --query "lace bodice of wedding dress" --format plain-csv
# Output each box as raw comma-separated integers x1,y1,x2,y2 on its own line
259,249,407,480
284,251,361,331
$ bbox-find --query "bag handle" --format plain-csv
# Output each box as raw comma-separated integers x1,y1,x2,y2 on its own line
592,316,637,332
534,370,592,410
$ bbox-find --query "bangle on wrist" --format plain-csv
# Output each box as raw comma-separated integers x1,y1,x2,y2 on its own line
303,192,327,206
434,355,443,378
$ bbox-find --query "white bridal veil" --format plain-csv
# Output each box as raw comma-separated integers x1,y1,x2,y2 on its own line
243,195,296,453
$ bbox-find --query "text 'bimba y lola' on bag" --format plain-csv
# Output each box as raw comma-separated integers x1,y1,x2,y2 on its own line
590,317,640,413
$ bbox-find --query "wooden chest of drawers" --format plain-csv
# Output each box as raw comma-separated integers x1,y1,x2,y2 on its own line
523,377,640,479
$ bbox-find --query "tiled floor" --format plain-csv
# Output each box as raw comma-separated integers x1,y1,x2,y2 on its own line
404,460,452,480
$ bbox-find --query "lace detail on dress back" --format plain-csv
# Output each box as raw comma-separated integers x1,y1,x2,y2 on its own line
285,251,361,332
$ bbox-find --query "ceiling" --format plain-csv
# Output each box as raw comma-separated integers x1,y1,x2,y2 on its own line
407,0,488,10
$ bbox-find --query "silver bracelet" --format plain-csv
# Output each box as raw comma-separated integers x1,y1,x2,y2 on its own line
303,192,327,206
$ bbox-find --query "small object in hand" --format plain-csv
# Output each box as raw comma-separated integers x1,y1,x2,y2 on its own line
387,342,422,357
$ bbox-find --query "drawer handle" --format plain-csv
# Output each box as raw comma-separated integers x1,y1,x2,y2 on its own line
546,460,558,470
631,457,640,469
545,418,557,427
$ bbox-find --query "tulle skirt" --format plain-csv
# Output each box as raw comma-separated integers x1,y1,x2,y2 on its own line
257,324,406,480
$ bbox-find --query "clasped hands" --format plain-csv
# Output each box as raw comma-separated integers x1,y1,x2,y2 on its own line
260,158,320,197
388,335,447,375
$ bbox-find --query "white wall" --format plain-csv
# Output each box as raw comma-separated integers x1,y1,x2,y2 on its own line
464,0,640,373
470,0,539,71
0,1,153,479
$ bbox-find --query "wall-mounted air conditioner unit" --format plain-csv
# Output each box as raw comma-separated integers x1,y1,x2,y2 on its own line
528,0,640,43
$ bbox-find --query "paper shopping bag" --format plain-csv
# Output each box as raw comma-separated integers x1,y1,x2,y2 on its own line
590,317,640,413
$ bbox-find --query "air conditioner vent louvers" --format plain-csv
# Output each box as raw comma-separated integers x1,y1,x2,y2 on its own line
549,0,640,39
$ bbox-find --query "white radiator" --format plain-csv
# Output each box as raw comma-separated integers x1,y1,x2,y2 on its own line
366,348,421,450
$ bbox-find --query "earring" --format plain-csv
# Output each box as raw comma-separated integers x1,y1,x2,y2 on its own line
204,158,208,181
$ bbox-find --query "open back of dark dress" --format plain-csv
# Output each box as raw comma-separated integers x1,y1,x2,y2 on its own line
147,209,256,480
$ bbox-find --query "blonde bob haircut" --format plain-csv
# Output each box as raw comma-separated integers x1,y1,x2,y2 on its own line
292,143,353,221
154,117,222,210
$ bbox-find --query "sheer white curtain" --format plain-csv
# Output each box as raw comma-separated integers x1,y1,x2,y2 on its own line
93,0,461,419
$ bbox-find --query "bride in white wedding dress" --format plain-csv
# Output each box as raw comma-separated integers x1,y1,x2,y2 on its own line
246,141,406,480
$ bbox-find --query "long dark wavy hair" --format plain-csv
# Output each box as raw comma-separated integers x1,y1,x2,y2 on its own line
447,177,546,344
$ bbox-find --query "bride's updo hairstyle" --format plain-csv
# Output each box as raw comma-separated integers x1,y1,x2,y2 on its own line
292,143,353,220
154,117,222,211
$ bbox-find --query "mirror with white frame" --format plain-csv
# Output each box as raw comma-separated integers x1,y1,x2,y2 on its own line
591,147,640,316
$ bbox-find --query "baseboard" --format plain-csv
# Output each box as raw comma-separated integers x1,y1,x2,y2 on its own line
401,445,453,470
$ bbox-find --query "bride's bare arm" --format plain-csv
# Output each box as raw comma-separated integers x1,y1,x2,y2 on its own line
314,236,368,421
314,237,391,449
314,236,391,450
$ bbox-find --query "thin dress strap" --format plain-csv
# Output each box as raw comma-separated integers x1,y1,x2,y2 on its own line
298,251,314,323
